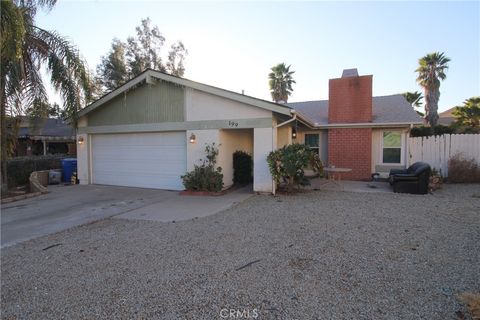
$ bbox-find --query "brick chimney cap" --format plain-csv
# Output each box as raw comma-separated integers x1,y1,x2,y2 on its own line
342,68,359,78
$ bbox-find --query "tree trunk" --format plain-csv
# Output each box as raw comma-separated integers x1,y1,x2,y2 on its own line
287,176,294,193
425,87,440,127
0,74,8,195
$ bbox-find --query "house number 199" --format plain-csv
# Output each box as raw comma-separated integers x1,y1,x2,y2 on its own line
228,121,239,127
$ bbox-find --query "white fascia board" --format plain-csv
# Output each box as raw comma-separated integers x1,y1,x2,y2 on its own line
296,114,422,129
314,122,423,129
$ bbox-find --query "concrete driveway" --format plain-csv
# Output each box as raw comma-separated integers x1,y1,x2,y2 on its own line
1,184,252,248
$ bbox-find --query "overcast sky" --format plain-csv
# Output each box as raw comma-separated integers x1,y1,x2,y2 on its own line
36,1,479,112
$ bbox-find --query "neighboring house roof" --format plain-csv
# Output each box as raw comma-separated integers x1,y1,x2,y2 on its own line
288,94,423,127
438,107,457,125
78,69,293,118
18,117,75,140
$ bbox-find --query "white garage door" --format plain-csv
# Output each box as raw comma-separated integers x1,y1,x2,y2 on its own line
92,132,186,190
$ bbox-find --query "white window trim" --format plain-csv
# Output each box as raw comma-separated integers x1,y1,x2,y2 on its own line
380,130,405,165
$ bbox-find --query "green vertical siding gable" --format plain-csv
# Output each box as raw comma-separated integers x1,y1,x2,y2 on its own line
88,81,184,126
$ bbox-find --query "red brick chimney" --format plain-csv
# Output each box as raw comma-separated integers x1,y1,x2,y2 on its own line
328,68,373,123
327,69,373,180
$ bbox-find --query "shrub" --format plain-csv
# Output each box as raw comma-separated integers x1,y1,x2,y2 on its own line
409,124,480,137
6,155,67,188
181,143,224,192
448,153,480,183
267,143,323,193
410,125,455,137
233,151,252,184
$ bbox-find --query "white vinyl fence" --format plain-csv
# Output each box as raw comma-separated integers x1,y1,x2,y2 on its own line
408,134,480,177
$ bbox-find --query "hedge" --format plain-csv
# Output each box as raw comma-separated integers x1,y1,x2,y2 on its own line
410,125,479,137
6,155,72,188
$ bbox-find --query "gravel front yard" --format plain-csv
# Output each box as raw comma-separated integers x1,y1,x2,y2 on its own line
2,184,480,319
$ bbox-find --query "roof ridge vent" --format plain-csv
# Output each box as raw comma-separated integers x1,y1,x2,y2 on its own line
342,68,359,78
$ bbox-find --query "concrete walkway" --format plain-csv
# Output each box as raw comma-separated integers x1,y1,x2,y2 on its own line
309,178,392,193
1,184,253,248
114,186,253,222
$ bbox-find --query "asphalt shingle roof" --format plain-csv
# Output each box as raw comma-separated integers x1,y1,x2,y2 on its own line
288,94,422,125
18,117,75,138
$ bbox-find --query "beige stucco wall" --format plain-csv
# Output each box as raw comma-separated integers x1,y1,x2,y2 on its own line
186,88,272,121
277,125,292,148
218,129,254,188
186,129,220,172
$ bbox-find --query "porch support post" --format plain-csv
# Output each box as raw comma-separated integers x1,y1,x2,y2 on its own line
253,127,276,193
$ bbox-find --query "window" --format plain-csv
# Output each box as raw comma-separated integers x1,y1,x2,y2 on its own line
305,134,319,155
382,131,402,164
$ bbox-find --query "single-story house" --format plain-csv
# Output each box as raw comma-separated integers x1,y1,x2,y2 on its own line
76,68,422,193
15,117,76,156
438,107,457,125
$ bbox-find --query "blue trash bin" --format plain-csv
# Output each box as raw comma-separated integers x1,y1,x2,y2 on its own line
61,158,77,183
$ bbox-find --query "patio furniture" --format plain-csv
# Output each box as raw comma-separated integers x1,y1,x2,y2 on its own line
324,167,352,181
388,162,431,194
322,167,352,190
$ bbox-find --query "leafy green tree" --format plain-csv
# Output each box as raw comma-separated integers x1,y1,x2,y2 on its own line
1,0,92,192
96,18,188,93
25,99,63,118
166,41,187,77
126,18,165,75
268,63,296,103
96,39,128,91
267,144,322,193
453,97,480,129
415,52,450,126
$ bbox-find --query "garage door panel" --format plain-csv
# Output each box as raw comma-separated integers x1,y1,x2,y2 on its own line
93,147,185,162
92,132,186,190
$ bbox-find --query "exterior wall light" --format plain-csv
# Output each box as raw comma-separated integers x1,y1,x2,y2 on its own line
189,133,196,143
78,136,84,144
292,128,297,139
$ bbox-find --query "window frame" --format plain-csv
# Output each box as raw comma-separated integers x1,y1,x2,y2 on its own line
380,130,405,165
304,133,320,155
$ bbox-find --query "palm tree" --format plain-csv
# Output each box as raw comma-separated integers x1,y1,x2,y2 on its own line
453,97,480,129
268,63,296,103
402,91,425,117
1,0,92,193
415,52,450,126
402,91,423,109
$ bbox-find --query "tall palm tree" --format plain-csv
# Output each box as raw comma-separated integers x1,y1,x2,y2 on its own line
268,63,295,103
415,52,450,126
1,0,92,193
